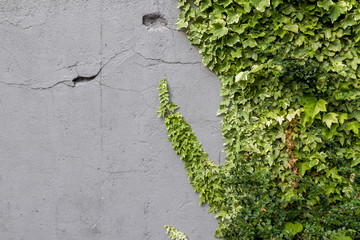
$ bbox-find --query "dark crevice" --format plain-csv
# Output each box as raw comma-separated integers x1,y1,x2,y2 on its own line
72,67,102,86
142,13,167,28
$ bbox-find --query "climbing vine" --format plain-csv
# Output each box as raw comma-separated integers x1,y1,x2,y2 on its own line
165,225,189,240
159,0,360,239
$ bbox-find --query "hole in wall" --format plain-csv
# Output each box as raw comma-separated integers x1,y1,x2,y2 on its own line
142,13,167,28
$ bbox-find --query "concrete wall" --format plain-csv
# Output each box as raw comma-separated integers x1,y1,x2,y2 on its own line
0,1,224,239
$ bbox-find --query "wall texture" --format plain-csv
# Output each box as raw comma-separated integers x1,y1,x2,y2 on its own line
0,0,224,239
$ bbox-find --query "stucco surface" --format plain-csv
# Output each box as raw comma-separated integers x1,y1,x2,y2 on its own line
0,0,224,239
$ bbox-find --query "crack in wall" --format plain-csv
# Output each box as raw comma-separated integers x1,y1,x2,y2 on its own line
132,49,201,65
72,67,103,86
0,69,103,90
0,42,201,91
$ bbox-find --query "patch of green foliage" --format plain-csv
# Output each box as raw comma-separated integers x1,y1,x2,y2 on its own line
165,225,189,240
159,0,360,239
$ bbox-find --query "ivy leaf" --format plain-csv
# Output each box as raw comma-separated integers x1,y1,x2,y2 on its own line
235,1,252,13
214,227,224,238
235,71,250,82
341,17,356,29
242,39,257,48
311,99,327,118
201,54,212,66
226,34,241,46
210,19,229,38
346,121,360,134
286,109,301,121
338,113,348,124
309,159,319,168
176,10,188,29
219,0,233,7
323,112,338,128
282,5,296,15
328,39,342,52
231,48,242,58
272,0,283,8
317,163,327,172
350,110,360,122
299,162,311,177
251,0,270,12
317,0,334,11
329,4,341,23
200,0,212,11
326,167,343,182
176,18,188,28
177,0,186,8
284,24,299,33
302,97,327,120
233,24,248,34
329,2,348,23
227,9,241,24
351,155,360,167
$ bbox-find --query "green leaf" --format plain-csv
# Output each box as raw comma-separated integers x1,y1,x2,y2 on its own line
302,97,327,120
284,222,303,235
284,222,294,234
235,71,250,82
214,227,224,238
329,2,348,23
351,156,360,167
341,17,356,29
312,99,327,118
176,16,188,29
350,110,360,122
242,39,257,48
284,24,299,33
330,232,353,240
309,159,319,168
329,4,341,23
318,0,334,11
227,9,241,24
346,121,360,134
226,34,240,46
326,167,343,182
210,19,229,38
251,0,270,12
293,222,303,234
281,5,296,15
328,39,342,52
272,0,283,8
339,113,348,124
219,0,233,7
299,162,311,177
233,24,248,34
199,0,211,11
231,48,242,58
164,225,188,240
323,112,338,128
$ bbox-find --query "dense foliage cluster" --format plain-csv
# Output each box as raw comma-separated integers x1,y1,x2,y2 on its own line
159,0,360,239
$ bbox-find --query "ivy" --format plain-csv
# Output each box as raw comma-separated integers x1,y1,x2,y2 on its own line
160,0,360,239
165,225,189,240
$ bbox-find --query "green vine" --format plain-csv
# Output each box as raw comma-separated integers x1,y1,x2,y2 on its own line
165,225,189,240
159,0,360,239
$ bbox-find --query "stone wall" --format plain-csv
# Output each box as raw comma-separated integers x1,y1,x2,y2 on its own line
0,1,223,239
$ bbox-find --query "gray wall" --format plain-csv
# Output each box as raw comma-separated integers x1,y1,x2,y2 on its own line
0,1,224,239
